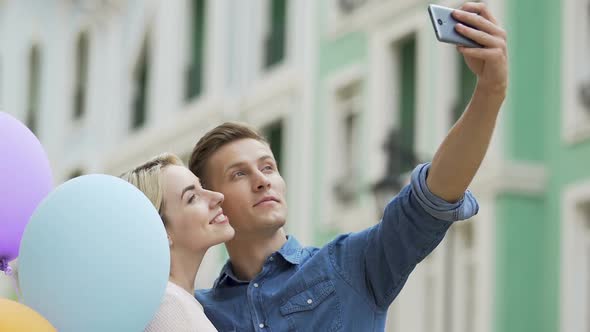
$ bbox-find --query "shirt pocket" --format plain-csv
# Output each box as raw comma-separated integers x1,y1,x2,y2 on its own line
279,279,343,332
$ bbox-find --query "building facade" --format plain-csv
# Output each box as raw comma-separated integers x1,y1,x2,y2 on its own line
0,0,318,290
1,0,587,332
313,1,502,331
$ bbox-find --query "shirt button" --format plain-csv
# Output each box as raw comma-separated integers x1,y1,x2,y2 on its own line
307,298,313,304
253,283,259,288
269,256,274,261
259,323,265,328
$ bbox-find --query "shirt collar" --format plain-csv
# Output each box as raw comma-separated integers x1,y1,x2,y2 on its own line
214,236,304,288
276,235,304,265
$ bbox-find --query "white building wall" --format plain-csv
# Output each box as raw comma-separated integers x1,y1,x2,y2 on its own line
0,0,316,292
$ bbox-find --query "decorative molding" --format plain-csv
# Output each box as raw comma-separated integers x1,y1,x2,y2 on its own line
471,160,547,196
327,0,416,38
239,66,299,113
238,66,301,128
69,0,124,12
68,0,126,20
326,0,464,39
103,67,301,175
102,97,225,175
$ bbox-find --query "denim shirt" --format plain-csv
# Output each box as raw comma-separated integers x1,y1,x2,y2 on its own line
196,163,479,332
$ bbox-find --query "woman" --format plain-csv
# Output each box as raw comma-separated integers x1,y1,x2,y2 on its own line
121,153,234,331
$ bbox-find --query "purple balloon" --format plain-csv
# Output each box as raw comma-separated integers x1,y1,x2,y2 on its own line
0,112,52,267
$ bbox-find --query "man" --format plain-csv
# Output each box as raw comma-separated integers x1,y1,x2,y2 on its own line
189,2,507,331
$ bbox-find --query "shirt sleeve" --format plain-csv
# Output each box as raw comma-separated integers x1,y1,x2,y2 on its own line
410,163,479,221
328,162,479,310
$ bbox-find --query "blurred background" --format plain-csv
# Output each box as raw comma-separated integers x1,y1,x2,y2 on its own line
0,0,586,331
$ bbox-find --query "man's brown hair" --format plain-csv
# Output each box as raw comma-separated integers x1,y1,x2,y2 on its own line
189,122,268,187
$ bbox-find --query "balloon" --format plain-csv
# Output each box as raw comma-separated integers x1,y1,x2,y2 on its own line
19,175,170,332
0,298,56,331
0,112,53,267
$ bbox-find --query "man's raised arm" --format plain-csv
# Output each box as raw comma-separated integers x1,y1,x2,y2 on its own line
427,2,508,202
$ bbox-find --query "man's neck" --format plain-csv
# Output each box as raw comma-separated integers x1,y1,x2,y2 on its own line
225,228,288,281
169,248,205,295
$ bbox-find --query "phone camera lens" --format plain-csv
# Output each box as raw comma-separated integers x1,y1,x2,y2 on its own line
437,19,443,25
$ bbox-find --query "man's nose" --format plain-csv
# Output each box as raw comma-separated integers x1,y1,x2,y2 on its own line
253,170,271,191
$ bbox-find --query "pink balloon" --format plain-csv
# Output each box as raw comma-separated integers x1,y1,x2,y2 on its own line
0,112,52,268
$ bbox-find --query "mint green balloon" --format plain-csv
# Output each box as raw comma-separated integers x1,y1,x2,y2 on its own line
18,175,170,332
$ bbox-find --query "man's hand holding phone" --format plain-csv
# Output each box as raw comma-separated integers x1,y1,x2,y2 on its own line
431,2,508,96
453,2,507,95
425,3,508,202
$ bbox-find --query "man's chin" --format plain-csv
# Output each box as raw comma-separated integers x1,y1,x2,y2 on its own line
263,217,286,229
232,220,286,239
254,216,286,232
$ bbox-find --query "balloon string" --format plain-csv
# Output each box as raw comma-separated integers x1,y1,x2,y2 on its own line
0,259,20,301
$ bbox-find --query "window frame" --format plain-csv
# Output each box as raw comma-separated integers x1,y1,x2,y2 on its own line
561,0,590,144
561,180,590,332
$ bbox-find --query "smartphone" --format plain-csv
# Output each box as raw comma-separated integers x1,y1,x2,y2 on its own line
428,4,482,48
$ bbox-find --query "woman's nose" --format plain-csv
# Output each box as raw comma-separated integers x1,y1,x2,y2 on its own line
208,190,224,208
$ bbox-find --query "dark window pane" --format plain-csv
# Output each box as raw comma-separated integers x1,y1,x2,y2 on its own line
397,36,416,174
264,0,287,68
186,0,206,100
263,121,283,172
132,37,150,130
27,46,41,134
453,55,476,121
74,32,89,119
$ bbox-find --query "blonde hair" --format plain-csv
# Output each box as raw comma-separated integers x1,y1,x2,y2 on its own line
120,153,184,224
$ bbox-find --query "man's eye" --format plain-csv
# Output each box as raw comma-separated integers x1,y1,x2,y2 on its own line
233,171,245,178
263,165,273,171
188,194,196,203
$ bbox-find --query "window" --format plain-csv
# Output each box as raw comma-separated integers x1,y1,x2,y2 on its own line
73,32,90,119
391,35,417,175
562,0,590,143
444,221,476,332
27,45,41,134
333,81,362,203
423,273,436,332
581,0,590,109
131,35,150,130
562,190,590,332
579,1,590,112
582,205,590,332
185,0,206,100
452,55,476,122
263,120,284,172
388,221,477,332
263,0,288,69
